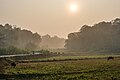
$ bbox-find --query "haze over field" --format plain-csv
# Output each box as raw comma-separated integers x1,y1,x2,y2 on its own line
0,0,120,38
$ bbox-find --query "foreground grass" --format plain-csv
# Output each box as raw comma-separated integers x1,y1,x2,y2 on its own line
32,54,120,61
2,57,120,80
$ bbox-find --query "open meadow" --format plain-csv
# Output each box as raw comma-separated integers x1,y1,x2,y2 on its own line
1,54,120,80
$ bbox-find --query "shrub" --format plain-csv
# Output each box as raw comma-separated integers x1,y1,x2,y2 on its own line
0,46,29,55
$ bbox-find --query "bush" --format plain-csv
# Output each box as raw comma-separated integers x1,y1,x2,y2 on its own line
37,49,50,54
0,46,29,55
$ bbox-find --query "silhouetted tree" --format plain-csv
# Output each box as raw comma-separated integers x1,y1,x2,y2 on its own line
65,18,120,53
0,24,42,52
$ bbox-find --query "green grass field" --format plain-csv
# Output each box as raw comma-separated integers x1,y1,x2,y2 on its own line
32,54,120,61
2,55,120,80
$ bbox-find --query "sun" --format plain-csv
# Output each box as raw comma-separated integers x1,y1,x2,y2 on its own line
69,3,78,13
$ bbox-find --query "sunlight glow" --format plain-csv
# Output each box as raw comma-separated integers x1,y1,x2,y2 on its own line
69,3,78,13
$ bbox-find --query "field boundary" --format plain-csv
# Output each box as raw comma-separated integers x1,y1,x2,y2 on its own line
18,56,120,63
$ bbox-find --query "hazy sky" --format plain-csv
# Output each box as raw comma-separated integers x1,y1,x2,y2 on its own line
0,0,120,38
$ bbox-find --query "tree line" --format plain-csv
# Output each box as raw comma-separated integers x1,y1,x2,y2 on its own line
0,24,65,55
65,18,120,53
40,34,65,49
0,24,41,52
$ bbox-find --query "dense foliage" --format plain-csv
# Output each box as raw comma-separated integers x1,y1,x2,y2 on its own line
37,49,50,54
0,24,41,51
0,46,29,55
65,18,120,53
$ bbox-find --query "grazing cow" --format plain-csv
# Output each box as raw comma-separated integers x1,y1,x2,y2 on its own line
11,62,16,68
107,57,114,60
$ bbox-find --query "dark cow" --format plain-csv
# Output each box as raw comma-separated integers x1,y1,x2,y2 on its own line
107,57,114,60
11,62,16,68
